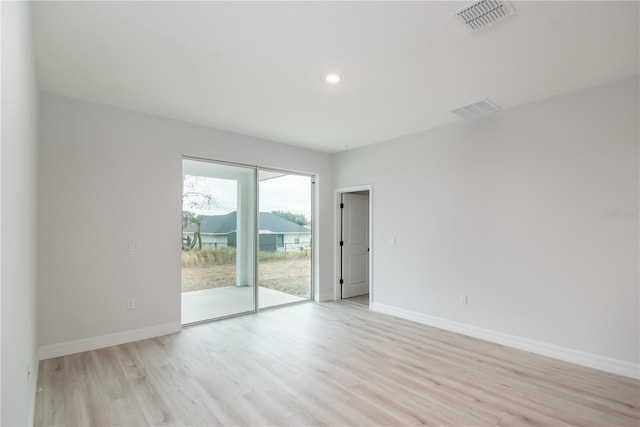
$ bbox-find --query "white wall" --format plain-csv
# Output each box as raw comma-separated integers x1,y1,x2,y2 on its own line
1,1,40,425
334,76,639,375
38,94,333,352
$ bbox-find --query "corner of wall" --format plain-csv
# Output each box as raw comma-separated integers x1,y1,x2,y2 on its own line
1,1,41,425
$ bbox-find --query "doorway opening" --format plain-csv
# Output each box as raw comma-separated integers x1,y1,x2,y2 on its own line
337,187,371,308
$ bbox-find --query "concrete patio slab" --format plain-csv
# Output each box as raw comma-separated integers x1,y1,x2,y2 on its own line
181,286,305,324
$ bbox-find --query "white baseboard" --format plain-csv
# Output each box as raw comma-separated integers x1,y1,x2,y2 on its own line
38,322,182,360
318,292,335,302
371,302,639,379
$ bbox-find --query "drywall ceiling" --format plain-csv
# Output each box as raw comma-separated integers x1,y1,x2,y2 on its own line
31,1,639,153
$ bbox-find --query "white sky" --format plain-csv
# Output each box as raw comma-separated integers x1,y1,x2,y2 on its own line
184,174,312,219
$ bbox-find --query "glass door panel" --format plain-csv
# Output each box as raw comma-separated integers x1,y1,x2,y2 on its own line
181,159,256,324
258,171,312,308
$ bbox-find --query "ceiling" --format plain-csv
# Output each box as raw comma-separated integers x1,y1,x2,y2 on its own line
31,1,639,153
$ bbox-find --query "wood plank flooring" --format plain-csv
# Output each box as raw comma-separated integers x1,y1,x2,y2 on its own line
342,294,370,307
35,302,640,426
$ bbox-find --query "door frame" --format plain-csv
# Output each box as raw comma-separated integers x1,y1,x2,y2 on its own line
334,185,373,305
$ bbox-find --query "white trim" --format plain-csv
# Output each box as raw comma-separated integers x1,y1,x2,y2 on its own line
38,322,182,360
371,302,639,379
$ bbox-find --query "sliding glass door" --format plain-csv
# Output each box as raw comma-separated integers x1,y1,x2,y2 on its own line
181,159,256,324
181,159,313,324
258,171,312,309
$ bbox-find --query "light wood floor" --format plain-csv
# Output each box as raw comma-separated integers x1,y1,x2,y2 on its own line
342,293,370,307
36,302,639,426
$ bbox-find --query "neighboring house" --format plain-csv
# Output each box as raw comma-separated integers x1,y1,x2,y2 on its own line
184,211,311,252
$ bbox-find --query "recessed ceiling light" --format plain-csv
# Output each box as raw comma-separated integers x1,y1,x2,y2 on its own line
325,73,341,84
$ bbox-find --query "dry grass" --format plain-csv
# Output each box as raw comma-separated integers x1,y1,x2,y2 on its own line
258,258,311,298
181,248,311,298
181,247,236,267
181,247,310,267
181,264,236,292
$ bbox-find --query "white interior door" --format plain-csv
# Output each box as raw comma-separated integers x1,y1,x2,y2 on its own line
341,192,369,298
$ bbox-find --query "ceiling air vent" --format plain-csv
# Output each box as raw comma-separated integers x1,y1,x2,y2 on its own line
453,0,515,31
451,99,501,120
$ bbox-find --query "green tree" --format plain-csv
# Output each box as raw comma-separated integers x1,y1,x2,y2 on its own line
182,211,206,229
270,210,309,226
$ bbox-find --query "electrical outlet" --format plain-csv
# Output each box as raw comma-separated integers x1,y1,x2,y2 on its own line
458,294,468,304
127,298,136,310
128,240,142,252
